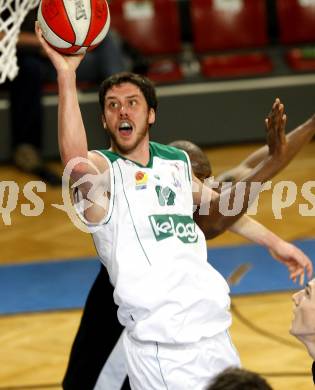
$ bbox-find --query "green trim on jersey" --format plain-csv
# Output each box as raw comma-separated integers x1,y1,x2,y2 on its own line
149,142,188,165
98,149,121,163
180,150,192,184
97,141,189,168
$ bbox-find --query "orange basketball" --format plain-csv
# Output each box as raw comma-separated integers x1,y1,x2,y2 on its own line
37,0,110,54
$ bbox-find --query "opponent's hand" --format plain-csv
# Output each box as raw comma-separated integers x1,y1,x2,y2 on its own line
269,240,313,285
35,22,84,73
265,98,287,157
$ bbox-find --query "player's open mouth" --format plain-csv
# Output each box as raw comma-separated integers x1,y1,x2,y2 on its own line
119,121,133,136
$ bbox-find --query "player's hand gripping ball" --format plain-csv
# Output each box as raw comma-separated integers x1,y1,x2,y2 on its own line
37,0,110,54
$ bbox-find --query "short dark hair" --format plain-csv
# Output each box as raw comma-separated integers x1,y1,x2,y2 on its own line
207,367,273,390
99,72,158,113
169,140,212,180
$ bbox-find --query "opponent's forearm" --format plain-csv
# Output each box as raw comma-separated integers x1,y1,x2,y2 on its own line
215,146,272,184
241,153,283,183
194,154,281,239
208,154,283,229
254,115,315,176
285,115,315,157
239,146,268,170
224,115,315,182
241,114,315,169
57,71,89,169
248,115,315,181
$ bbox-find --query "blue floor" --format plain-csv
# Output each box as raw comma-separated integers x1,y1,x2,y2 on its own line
1,239,314,315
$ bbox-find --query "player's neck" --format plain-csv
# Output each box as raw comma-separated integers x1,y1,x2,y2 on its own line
111,136,150,166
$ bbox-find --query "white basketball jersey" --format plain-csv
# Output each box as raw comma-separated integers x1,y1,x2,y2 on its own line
91,142,231,344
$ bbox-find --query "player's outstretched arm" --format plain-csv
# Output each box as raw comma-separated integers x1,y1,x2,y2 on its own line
193,98,314,238
35,23,109,223
35,23,101,179
193,117,288,238
229,215,313,285
216,98,315,183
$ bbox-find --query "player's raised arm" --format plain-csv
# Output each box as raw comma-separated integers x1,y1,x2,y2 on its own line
192,116,288,237
35,23,109,223
216,98,315,183
192,96,315,237
35,22,85,172
35,23,107,180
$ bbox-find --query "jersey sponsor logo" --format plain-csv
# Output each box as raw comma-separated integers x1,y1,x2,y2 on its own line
155,185,176,206
135,171,148,190
149,214,198,243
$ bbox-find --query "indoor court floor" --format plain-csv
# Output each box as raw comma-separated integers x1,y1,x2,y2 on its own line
0,141,314,390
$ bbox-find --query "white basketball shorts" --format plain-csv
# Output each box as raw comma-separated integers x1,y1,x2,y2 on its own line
123,330,241,390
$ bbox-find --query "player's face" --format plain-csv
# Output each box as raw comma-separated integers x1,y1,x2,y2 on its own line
290,279,315,337
102,82,155,154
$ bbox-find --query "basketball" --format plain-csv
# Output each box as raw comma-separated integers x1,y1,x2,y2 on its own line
37,0,110,54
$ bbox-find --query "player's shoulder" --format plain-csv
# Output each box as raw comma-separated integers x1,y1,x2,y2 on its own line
150,141,188,163
86,150,113,174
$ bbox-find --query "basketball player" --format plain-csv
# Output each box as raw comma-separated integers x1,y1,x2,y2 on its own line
63,105,315,390
63,109,315,390
36,25,313,389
